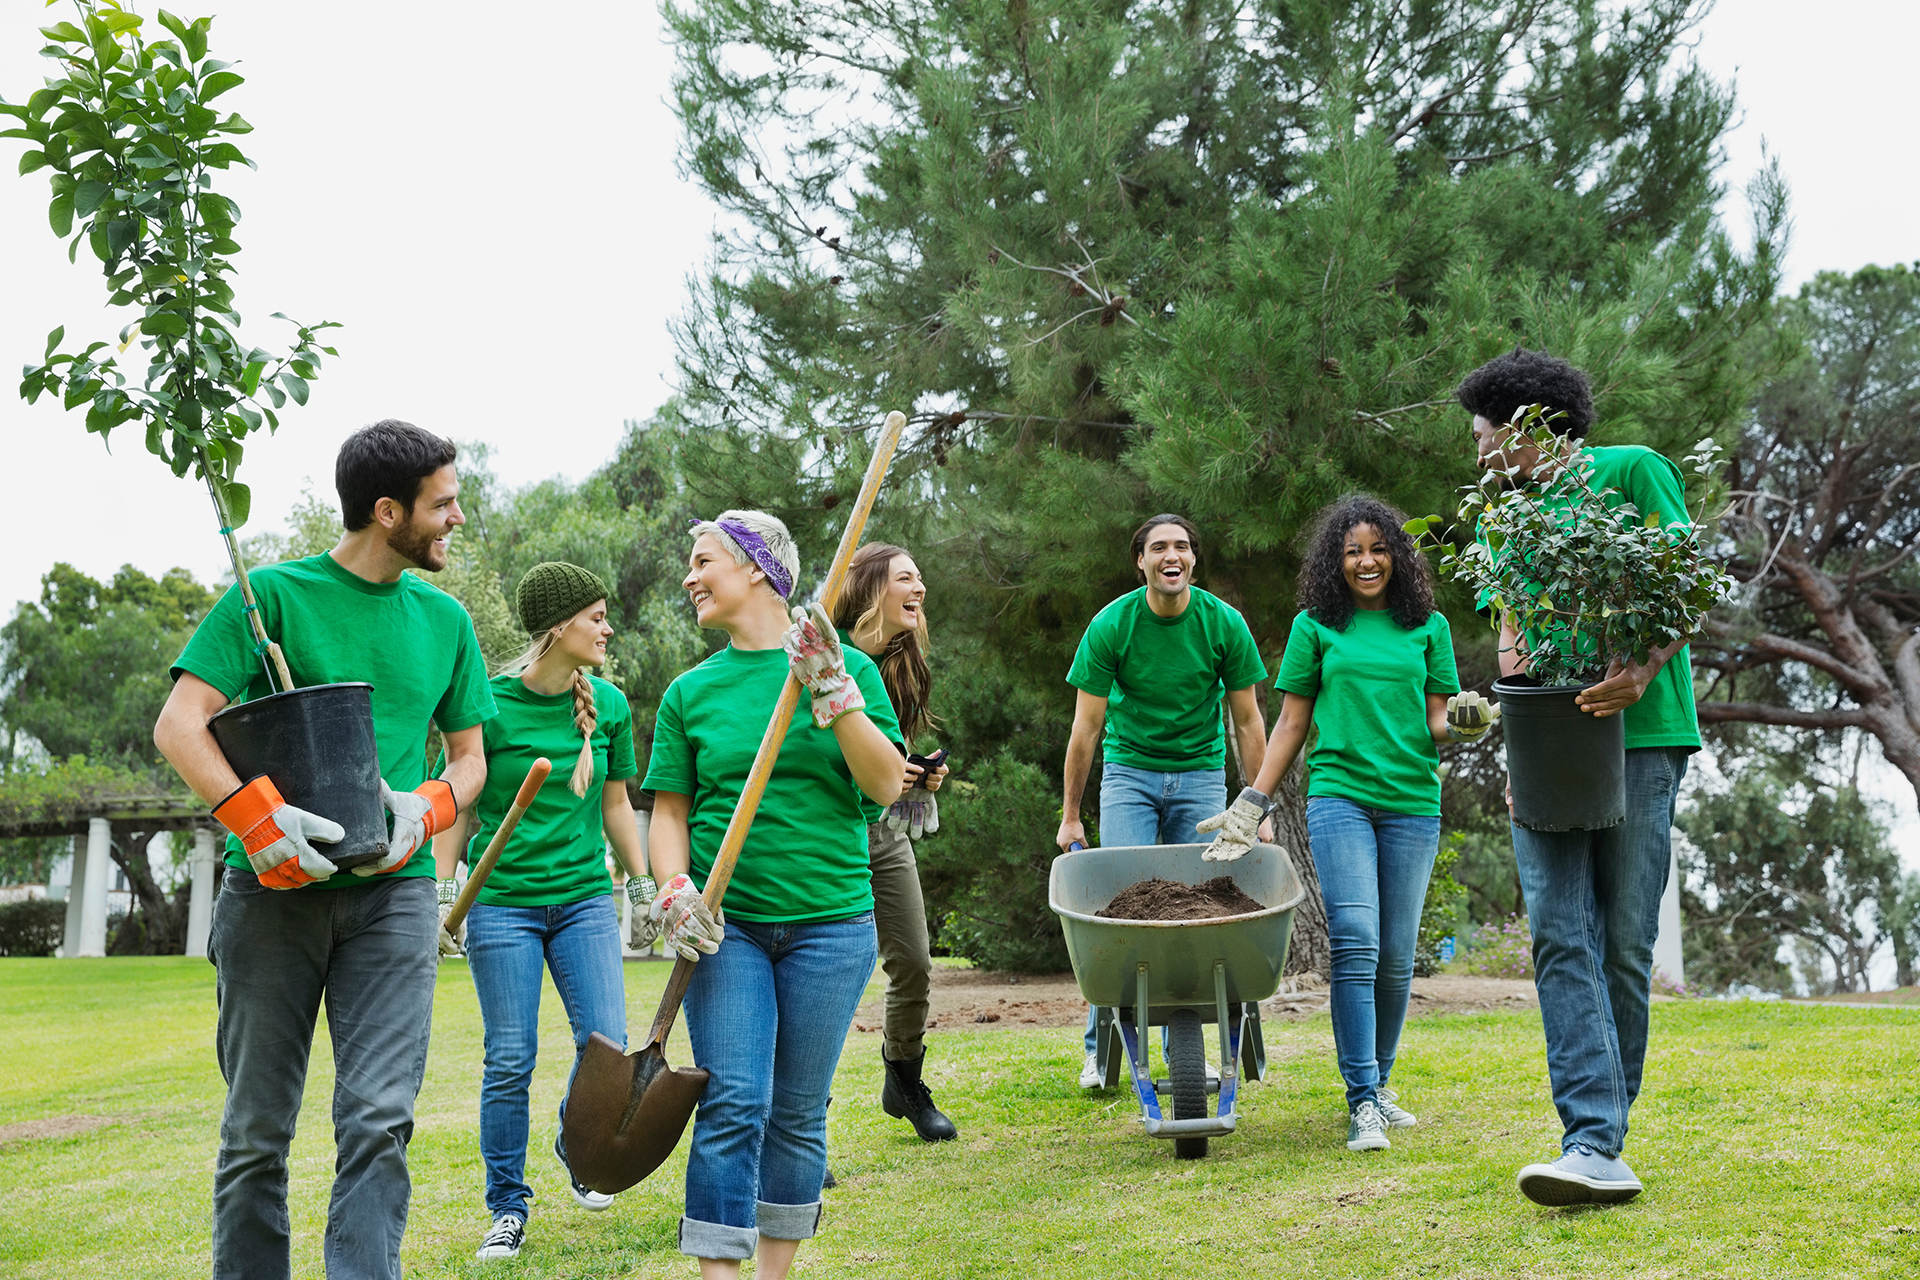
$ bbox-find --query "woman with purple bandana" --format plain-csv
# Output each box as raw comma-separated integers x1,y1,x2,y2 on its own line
643,508,904,1278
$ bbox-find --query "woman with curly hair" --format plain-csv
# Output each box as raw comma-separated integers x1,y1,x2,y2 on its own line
1197,494,1489,1154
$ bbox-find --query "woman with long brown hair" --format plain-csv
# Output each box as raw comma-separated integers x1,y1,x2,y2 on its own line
830,541,957,1142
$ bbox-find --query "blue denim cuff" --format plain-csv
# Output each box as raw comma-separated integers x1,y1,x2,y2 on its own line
679,1215,757,1260
756,1200,824,1241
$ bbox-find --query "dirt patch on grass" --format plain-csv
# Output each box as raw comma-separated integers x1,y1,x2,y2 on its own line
852,968,1537,1034
0,1114,119,1145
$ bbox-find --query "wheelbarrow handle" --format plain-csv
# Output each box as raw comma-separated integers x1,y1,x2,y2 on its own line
1069,842,1086,852
443,757,552,936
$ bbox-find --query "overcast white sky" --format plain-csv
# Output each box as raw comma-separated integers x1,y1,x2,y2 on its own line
2,1,1917,862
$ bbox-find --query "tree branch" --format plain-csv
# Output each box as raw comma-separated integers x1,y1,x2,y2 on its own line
1696,701,1869,730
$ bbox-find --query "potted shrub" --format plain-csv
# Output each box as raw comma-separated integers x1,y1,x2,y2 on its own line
4,4,388,864
1411,408,1733,830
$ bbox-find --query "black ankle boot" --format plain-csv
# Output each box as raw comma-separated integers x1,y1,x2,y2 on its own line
881,1048,958,1142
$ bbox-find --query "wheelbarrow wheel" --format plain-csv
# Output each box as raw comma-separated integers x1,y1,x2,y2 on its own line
1166,1009,1208,1160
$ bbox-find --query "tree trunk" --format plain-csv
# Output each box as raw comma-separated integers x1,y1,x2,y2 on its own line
1270,757,1329,980
109,828,188,955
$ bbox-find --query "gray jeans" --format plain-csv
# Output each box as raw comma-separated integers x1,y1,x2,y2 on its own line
867,824,933,1061
208,868,438,1280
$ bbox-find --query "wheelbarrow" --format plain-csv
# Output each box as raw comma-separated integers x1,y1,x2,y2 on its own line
1049,842,1306,1159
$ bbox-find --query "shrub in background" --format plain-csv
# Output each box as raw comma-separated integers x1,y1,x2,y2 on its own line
1414,836,1468,977
1460,914,1535,980
0,900,66,956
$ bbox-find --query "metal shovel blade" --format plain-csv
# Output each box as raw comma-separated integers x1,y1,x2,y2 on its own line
562,1032,711,1194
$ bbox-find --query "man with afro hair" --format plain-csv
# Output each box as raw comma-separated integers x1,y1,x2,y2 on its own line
1454,348,1700,1209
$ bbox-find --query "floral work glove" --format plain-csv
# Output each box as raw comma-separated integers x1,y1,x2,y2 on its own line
212,775,344,889
436,878,464,957
885,789,939,840
649,873,726,962
1445,691,1502,742
354,779,458,877
1194,786,1270,862
626,874,661,952
782,601,867,729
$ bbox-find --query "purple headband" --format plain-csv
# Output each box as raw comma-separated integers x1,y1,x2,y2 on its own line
694,517,794,599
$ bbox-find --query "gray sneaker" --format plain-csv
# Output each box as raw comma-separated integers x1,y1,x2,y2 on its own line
1079,1051,1104,1089
476,1213,525,1260
1376,1085,1417,1128
1346,1100,1391,1151
1517,1143,1644,1206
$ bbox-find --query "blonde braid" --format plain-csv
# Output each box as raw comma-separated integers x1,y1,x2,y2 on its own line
568,667,599,797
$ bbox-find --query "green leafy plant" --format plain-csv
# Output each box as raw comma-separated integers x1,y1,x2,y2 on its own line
1410,408,1734,685
1,1,338,688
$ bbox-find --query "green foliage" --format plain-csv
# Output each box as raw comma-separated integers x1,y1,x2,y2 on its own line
1,563,214,764
1458,913,1534,980
0,899,65,956
0,755,157,829
1416,410,1735,683
234,485,341,570
1,1,338,527
918,751,1071,972
1678,759,1903,994
1412,834,1467,977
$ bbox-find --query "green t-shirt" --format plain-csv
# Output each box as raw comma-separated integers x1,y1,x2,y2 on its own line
1487,445,1702,753
171,552,497,884
459,673,637,908
1065,588,1269,772
1276,609,1460,816
643,644,902,922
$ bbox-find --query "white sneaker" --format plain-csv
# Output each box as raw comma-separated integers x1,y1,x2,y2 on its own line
555,1133,614,1210
1377,1085,1417,1127
1205,1061,1220,1083
476,1213,525,1260
1079,1051,1104,1089
1346,1100,1391,1151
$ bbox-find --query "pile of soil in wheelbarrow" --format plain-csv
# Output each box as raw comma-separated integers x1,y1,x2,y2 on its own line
1096,876,1266,921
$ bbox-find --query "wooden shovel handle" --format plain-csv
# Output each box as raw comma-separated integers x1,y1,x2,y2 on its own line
643,410,908,1046
444,757,552,935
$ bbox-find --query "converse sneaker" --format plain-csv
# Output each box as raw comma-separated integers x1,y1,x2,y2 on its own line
1376,1085,1417,1128
1079,1050,1105,1089
554,1133,613,1210
1346,1100,1391,1151
476,1213,525,1260
1516,1143,1643,1206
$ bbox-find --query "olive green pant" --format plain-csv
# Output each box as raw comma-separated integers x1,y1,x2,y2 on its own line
868,823,933,1061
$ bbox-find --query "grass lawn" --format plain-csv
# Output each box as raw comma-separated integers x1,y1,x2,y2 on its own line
2,957,1917,1278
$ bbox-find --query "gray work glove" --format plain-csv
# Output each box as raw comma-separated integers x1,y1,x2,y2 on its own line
884,788,939,839
1446,691,1502,742
1195,786,1270,862
626,874,660,952
436,878,464,957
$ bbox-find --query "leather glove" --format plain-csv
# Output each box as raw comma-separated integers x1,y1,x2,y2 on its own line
626,874,661,952
436,878,464,956
783,601,867,729
354,779,458,877
212,775,344,889
1195,786,1270,862
885,788,939,839
649,872,725,961
1446,691,1502,742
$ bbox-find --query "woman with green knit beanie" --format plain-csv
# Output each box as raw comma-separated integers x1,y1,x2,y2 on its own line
430,561,654,1261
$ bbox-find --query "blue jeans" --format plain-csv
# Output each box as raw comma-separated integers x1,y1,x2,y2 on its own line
208,869,438,1280
1305,797,1440,1110
1513,747,1689,1158
464,897,628,1219
680,914,878,1260
1084,763,1230,1054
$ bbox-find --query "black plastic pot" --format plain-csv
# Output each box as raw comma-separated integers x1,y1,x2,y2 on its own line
210,682,389,870
1493,675,1626,832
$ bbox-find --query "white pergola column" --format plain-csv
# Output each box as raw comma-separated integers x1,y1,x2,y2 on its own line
184,827,219,959
1652,839,1685,987
72,817,113,958
61,832,88,957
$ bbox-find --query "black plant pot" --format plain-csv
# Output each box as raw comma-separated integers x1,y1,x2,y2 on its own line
1493,675,1626,832
210,682,389,869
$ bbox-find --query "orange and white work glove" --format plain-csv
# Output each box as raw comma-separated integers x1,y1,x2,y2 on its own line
212,776,345,890
782,601,866,729
353,779,458,877
648,873,726,962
